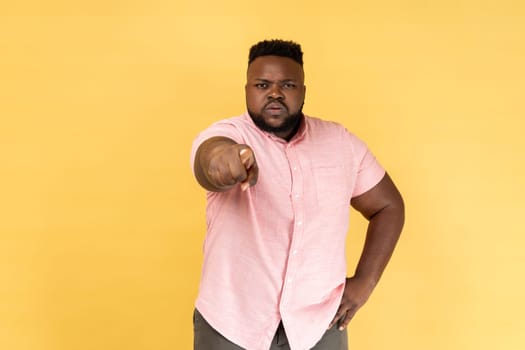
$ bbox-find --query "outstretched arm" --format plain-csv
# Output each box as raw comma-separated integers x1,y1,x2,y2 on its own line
194,136,258,192
329,173,405,330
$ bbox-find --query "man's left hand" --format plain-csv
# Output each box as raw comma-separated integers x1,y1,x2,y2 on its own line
328,276,376,331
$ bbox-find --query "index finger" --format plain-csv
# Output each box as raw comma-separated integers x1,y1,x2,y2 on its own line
239,148,255,169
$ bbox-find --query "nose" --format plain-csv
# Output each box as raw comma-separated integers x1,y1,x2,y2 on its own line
267,84,284,100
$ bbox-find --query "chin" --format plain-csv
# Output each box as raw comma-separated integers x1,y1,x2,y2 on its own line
248,108,302,134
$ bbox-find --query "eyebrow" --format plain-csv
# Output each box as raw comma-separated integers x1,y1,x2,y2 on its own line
254,78,298,83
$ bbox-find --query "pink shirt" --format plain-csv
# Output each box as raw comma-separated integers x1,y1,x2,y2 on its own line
191,113,385,350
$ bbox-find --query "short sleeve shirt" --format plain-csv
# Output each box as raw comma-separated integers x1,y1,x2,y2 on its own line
190,112,385,350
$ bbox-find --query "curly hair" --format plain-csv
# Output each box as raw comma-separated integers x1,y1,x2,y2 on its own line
248,39,303,66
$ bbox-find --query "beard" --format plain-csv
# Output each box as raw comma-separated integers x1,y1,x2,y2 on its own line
247,103,304,136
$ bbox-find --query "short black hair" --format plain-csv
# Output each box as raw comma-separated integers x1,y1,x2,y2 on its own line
248,39,303,66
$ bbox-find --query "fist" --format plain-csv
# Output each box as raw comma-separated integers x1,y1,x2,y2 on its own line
206,144,258,191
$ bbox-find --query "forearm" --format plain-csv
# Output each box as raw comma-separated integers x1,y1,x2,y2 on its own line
329,199,404,330
194,136,238,192
353,203,405,287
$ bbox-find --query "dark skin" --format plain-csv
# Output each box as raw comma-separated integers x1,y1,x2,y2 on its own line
195,55,305,192
328,173,404,330
194,55,405,331
245,55,306,140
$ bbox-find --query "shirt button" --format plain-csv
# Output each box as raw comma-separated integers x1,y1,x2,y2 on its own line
292,250,298,255
297,221,302,226
288,278,293,283
294,193,300,198
292,166,297,171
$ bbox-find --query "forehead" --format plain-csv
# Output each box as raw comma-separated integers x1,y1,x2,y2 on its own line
247,55,304,81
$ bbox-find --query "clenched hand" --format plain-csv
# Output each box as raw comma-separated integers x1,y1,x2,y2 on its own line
195,137,258,192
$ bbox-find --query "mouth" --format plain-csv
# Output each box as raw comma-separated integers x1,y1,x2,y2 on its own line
264,102,287,115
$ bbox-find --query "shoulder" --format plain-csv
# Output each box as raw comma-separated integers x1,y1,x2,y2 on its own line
195,113,255,141
304,115,360,143
207,113,251,129
303,115,374,160
305,115,344,130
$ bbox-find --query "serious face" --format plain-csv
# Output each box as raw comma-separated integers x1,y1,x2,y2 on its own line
245,55,306,140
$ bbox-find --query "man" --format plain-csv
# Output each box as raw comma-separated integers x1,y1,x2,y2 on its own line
191,39,404,350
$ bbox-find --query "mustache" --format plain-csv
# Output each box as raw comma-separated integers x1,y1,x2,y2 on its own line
264,99,288,109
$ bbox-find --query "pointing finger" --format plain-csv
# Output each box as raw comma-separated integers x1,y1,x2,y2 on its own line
239,147,257,191
239,148,254,169
241,161,258,191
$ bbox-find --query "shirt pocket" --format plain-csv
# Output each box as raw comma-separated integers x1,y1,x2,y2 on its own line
313,166,351,208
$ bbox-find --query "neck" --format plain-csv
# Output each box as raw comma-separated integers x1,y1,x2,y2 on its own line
275,117,302,141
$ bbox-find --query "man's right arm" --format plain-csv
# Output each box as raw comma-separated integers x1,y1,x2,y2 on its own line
193,136,258,192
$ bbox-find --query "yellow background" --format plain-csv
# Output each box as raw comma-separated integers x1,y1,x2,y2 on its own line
1,1,524,349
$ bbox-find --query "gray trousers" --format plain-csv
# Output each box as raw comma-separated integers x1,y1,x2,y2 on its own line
193,309,348,350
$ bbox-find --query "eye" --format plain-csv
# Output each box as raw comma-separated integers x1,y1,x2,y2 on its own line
255,83,268,89
282,83,296,89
